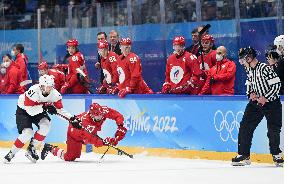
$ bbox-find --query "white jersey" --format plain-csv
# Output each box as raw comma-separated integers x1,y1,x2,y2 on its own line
18,84,72,118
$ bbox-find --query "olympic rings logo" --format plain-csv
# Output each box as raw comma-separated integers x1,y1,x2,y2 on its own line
213,110,244,143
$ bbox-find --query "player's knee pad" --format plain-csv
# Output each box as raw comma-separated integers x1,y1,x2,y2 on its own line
37,117,51,136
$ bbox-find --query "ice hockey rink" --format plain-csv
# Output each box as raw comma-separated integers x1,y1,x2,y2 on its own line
0,148,284,184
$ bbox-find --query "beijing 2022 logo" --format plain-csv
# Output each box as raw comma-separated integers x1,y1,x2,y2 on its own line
214,110,244,143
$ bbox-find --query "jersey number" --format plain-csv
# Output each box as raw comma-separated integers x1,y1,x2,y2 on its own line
130,57,137,64
27,89,35,97
109,56,117,62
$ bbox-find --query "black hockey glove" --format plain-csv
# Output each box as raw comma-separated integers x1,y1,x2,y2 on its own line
43,105,57,115
70,116,82,129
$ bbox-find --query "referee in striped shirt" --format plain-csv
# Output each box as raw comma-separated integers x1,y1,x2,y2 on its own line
232,47,284,167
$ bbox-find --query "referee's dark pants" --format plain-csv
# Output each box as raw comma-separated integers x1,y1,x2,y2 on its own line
238,99,282,156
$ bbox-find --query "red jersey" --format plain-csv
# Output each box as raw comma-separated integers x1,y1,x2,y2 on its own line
48,69,65,92
66,51,89,94
117,52,152,94
197,50,217,71
100,51,119,84
199,58,236,95
68,107,124,144
14,53,28,83
192,50,217,94
2,62,24,94
0,74,5,93
164,51,199,93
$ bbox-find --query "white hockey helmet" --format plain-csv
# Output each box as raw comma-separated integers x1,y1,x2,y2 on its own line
39,74,54,87
274,35,284,47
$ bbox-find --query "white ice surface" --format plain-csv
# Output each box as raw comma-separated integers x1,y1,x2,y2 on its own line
0,148,283,184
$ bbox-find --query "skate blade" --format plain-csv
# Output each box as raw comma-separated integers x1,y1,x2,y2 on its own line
25,153,37,163
3,159,11,164
275,163,283,167
231,160,251,166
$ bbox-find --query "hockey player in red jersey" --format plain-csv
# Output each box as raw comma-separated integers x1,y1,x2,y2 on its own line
117,38,153,98
38,61,65,92
161,36,199,94
41,102,127,162
96,40,119,94
1,54,24,94
60,39,89,94
3,75,80,163
192,34,217,94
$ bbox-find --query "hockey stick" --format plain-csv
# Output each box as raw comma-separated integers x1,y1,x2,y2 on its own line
198,24,211,70
55,112,134,159
76,68,96,94
20,79,33,87
99,145,110,163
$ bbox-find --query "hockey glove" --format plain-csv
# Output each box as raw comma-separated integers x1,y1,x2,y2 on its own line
104,125,127,146
161,83,171,94
118,87,132,98
96,85,107,94
43,105,57,115
70,116,82,129
60,83,69,94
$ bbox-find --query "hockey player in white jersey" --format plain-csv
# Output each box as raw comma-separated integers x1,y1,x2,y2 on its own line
3,74,81,163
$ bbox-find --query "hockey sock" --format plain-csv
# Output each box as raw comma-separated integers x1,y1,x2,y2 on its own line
11,128,33,154
33,118,51,148
51,147,65,160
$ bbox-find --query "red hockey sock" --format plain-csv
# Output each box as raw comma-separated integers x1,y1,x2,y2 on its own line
52,147,65,160
14,138,25,149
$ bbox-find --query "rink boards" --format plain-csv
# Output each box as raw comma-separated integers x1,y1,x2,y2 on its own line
0,94,283,163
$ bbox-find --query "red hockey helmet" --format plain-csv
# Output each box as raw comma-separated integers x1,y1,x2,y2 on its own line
38,61,48,70
201,34,214,43
66,39,79,47
97,40,109,49
120,38,132,45
89,103,106,121
173,36,185,46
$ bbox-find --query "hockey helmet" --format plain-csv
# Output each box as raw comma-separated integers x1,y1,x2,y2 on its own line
120,38,132,46
274,35,284,47
238,47,257,59
39,74,54,87
265,45,279,60
201,34,214,44
38,61,48,70
89,103,105,121
173,36,185,46
66,39,79,47
97,40,109,49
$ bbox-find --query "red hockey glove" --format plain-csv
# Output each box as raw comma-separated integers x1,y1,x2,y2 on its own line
96,85,107,94
107,84,119,94
104,125,127,146
104,137,119,146
60,83,69,94
118,87,132,98
161,83,171,94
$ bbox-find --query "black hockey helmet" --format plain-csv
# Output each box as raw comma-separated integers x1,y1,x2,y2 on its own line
238,46,257,59
265,44,279,60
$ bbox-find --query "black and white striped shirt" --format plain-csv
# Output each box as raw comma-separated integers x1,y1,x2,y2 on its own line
245,61,281,101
